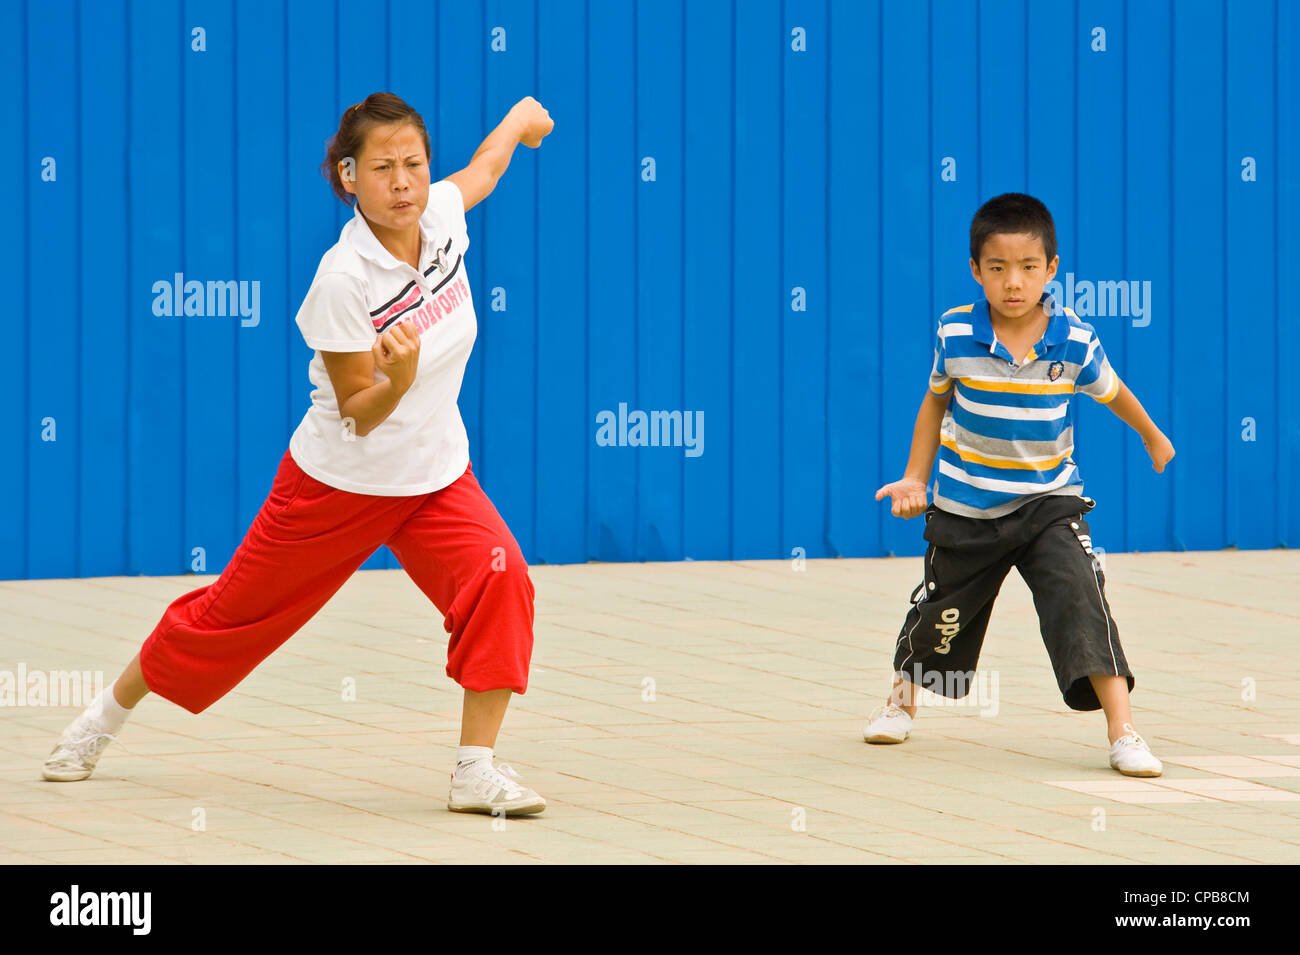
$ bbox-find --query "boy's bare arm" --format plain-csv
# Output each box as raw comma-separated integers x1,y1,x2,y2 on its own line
1103,381,1175,473
876,390,950,518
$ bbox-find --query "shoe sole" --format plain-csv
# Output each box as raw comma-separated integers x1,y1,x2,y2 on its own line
863,733,908,744
1112,766,1162,778
42,767,92,782
447,802,546,816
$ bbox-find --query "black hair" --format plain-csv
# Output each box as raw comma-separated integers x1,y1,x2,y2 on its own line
969,193,1057,264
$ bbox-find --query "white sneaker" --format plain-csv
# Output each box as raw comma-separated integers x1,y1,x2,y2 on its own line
448,760,546,816
42,708,119,782
1109,723,1163,777
863,702,913,744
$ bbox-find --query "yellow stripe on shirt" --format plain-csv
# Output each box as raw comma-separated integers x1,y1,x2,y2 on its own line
957,376,1076,395
939,434,1073,471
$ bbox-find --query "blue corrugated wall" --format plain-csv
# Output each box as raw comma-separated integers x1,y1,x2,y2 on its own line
3,0,1297,580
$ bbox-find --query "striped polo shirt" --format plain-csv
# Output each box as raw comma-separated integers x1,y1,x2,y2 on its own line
928,294,1121,518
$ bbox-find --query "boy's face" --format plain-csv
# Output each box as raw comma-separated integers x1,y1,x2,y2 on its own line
969,232,1059,322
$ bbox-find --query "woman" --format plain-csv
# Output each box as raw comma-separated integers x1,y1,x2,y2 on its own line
43,92,556,817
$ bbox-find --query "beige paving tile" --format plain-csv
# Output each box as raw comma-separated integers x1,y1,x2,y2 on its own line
1162,754,1300,777
2,551,1298,863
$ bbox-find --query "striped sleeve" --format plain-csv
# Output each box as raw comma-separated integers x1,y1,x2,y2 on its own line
928,320,953,395
1074,326,1121,404
294,272,374,352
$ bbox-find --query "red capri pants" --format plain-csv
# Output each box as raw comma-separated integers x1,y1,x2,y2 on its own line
139,449,534,714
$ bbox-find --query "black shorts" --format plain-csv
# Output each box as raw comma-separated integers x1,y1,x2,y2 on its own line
892,494,1134,711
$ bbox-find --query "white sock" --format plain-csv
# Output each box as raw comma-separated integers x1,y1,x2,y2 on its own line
455,746,493,774
89,686,133,734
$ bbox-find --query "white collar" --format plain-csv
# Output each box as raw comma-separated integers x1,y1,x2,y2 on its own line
346,197,439,270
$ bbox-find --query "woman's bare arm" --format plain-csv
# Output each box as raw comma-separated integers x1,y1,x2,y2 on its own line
321,323,421,438
444,96,554,211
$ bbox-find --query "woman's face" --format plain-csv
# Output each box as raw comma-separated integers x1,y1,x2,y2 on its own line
340,121,430,235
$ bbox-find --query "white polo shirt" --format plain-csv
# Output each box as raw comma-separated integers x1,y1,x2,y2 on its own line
288,180,478,495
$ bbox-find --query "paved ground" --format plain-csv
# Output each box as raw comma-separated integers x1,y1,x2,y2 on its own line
2,549,1298,864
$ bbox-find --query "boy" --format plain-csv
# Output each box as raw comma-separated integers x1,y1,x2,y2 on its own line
866,193,1174,776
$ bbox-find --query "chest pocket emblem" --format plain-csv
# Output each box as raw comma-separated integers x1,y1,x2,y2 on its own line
1047,360,1064,382
432,246,450,276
